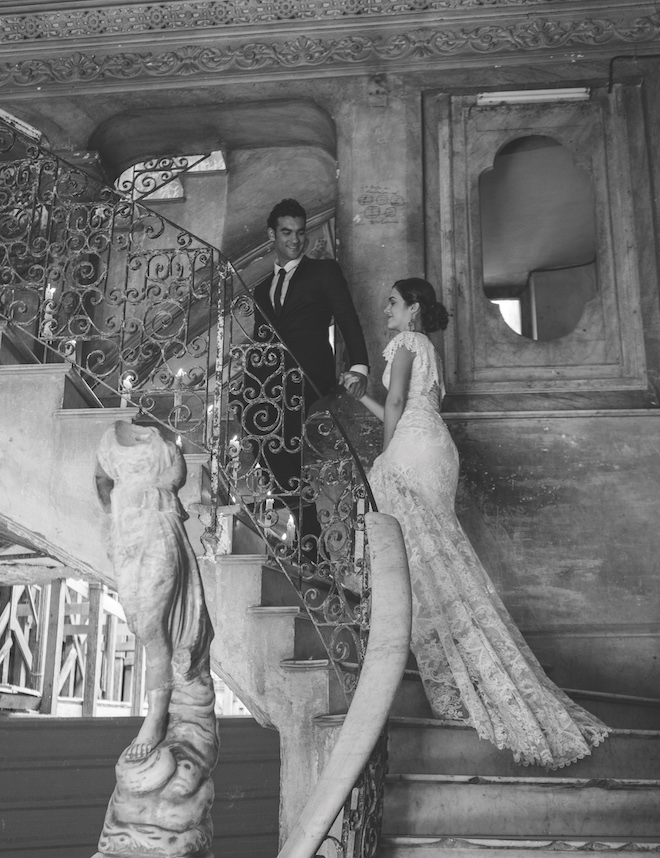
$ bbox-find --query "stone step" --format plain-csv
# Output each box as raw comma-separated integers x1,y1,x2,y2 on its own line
565,690,660,732
394,664,660,731
0,321,40,365
279,658,350,715
388,717,660,780
380,836,660,858
293,611,360,662
383,774,660,839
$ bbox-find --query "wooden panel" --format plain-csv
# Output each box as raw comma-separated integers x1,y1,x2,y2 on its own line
0,716,279,858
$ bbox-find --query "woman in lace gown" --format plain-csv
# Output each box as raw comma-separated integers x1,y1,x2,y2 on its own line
350,278,610,768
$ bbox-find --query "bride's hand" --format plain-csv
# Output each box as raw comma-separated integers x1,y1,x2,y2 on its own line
340,372,367,399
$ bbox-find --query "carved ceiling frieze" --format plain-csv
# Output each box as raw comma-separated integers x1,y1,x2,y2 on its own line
0,0,560,43
0,11,658,90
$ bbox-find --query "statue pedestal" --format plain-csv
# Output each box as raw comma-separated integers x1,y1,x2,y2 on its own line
92,674,219,858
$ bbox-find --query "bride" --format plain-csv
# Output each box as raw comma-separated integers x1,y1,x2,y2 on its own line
345,277,610,768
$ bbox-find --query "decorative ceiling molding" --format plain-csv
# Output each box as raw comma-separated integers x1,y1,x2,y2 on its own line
0,11,658,91
0,0,560,43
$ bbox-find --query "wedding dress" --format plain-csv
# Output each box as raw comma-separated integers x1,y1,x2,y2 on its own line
368,331,610,768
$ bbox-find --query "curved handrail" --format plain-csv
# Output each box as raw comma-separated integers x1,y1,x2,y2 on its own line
276,511,412,858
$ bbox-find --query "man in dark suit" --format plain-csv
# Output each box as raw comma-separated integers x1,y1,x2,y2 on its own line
247,198,369,557
253,198,368,402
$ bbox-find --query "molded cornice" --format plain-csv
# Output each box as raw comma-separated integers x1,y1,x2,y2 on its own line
0,3,658,91
0,0,562,45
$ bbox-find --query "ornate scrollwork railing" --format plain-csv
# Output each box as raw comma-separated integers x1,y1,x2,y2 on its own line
0,112,386,858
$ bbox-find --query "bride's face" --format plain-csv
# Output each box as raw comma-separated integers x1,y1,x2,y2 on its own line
385,287,413,333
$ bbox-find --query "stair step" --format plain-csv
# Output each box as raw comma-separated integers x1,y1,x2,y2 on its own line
248,605,301,616
390,673,434,719
384,774,660,839
293,611,360,661
62,370,103,408
0,322,40,365
217,553,269,564
280,658,332,671
566,690,660,732
380,836,660,858
388,718,660,780
390,667,659,730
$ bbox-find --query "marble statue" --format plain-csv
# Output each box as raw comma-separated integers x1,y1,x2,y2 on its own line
93,419,219,858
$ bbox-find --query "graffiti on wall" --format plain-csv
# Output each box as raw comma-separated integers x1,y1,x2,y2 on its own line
356,186,405,225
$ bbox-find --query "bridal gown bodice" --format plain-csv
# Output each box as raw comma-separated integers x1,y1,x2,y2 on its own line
369,331,609,769
378,331,459,510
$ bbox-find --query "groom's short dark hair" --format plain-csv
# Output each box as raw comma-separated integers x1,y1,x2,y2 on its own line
267,198,307,230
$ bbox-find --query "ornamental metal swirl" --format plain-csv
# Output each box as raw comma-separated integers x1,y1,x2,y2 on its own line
0,128,226,446
0,112,381,857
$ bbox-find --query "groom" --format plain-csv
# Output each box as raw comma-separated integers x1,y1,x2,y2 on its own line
252,198,368,404
249,198,369,549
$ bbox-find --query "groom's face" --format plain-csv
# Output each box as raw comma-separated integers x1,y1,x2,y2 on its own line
269,215,306,266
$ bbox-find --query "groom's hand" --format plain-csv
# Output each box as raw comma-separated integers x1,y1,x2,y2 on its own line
342,371,367,399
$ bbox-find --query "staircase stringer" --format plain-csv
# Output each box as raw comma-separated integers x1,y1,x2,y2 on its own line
200,552,344,845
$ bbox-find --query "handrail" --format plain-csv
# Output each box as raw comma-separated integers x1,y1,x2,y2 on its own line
277,512,412,858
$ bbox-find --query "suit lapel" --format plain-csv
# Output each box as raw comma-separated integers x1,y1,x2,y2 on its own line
279,255,308,319
255,273,277,325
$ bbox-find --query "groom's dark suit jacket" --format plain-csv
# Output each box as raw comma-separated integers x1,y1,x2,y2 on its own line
252,255,369,402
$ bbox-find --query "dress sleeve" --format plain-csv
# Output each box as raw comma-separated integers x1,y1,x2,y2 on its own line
382,332,440,391
382,331,418,363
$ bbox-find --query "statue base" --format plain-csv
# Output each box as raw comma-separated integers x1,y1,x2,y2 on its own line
94,674,219,858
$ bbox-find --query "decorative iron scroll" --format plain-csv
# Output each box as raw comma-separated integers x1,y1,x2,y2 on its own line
314,731,388,858
0,111,384,856
340,730,388,858
215,283,376,694
0,119,227,448
115,153,218,201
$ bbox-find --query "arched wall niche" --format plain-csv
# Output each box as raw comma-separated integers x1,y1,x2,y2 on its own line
87,99,340,263
432,85,649,408
88,99,337,182
479,133,598,343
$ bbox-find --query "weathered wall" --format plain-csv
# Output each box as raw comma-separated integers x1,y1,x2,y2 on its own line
448,411,660,698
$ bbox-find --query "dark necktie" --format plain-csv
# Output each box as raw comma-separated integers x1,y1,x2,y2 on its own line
273,267,286,315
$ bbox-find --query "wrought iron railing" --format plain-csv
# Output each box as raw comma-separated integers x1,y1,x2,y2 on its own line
0,112,385,856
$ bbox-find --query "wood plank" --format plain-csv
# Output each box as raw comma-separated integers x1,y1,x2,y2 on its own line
0,755,279,804
2,832,278,858
1,795,279,845
0,716,278,760
41,580,64,714
82,583,103,716
0,717,280,857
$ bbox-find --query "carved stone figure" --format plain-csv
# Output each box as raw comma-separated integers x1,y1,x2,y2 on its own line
93,419,218,858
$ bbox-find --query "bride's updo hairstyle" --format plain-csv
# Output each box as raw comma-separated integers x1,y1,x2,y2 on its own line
393,278,449,333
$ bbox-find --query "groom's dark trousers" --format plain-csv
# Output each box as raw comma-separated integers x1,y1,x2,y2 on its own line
247,255,369,538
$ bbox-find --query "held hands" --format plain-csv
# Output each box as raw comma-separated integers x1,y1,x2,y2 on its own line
339,371,368,400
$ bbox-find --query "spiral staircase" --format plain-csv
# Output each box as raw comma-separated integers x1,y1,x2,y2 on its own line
0,115,659,858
